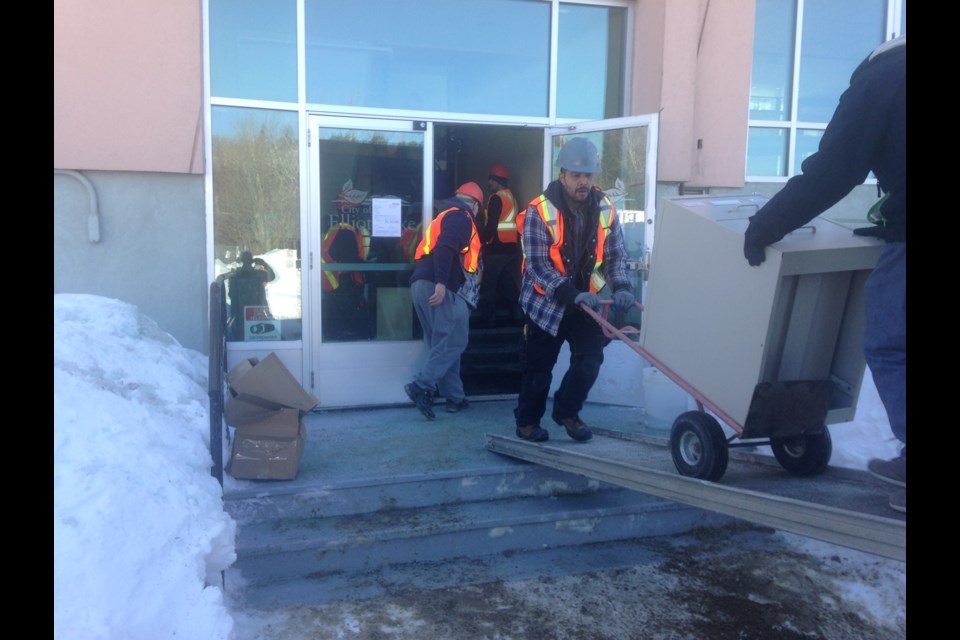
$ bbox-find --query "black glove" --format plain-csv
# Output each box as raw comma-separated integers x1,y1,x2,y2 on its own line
574,292,601,313
743,217,772,267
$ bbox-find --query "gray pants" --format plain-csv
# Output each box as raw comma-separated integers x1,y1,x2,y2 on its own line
411,279,470,402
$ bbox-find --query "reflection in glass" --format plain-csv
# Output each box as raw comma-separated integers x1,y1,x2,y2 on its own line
212,107,301,342
317,128,424,343
798,0,885,123
746,127,787,177
750,0,796,122
305,0,549,116
208,0,297,102
557,4,627,120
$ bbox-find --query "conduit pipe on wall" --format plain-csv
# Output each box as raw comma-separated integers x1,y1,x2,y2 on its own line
54,169,101,243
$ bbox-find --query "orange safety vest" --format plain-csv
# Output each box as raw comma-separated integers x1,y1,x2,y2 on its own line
517,190,616,294
415,207,481,273
485,188,519,245
321,223,367,292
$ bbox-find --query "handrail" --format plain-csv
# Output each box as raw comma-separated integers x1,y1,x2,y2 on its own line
208,275,229,486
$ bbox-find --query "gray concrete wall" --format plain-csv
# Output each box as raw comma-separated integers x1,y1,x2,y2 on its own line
54,170,209,354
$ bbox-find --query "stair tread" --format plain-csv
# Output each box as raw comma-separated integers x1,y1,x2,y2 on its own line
235,487,679,555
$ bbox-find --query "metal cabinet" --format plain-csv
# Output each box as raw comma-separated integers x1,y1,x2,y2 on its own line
639,195,884,433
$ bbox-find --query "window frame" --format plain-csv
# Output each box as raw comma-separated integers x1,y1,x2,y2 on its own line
745,0,906,182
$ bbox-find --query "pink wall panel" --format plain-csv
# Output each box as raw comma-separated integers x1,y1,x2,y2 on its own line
54,0,204,174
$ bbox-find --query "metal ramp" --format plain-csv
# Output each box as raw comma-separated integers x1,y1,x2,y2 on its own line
485,428,905,562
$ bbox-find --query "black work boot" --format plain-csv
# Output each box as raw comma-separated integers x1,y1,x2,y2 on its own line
516,424,549,442
404,382,436,420
554,415,593,442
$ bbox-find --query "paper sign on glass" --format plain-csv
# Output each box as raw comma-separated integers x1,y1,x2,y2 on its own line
372,198,402,237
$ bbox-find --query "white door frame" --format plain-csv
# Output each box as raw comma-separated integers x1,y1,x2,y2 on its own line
304,115,434,407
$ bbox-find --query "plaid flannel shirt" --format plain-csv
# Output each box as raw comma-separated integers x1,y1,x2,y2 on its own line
519,185,630,337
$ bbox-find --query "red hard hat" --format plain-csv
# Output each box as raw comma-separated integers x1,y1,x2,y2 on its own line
455,182,484,206
489,163,510,181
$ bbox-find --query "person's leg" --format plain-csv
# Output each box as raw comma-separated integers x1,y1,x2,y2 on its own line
435,294,471,403
862,242,906,510
551,312,607,422
411,280,436,354
407,279,439,418
515,318,563,431
863,242,906,445
478,253,507,326
505,253,524,322
415,287,468,396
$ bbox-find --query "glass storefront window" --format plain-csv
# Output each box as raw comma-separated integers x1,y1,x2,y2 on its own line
212,107,301,342
746,127,788,178
749,0,795,122
797,0,886,123
208,0,297,102
557,3,627,120
304,0,550,116
747,0,900,179
316,127,425,343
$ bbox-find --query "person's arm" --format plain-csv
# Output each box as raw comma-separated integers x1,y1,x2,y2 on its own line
745,49,900,255
522,205,579,306
253,258,277,282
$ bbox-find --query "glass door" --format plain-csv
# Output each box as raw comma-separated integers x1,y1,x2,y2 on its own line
306,116,433,407
544,114,659,331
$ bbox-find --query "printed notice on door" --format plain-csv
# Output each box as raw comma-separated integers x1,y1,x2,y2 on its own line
372,198,402,237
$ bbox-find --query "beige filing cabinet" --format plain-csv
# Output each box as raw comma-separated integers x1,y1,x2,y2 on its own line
640,195,885,437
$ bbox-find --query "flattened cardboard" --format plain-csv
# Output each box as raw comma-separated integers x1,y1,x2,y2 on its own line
226,352,318,413
228,417,306,481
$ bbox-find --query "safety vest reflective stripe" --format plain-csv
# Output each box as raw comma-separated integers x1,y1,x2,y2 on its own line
491,189,519,244
523,192,616,294
321,224,366,292
415,207,481,273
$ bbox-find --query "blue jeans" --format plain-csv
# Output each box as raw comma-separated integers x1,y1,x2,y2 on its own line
411,279,471,402
863,242,906,445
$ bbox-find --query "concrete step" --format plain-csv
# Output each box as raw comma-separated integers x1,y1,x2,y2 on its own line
222,401,736,610
224,463,613,525
228,486,729,592
228,524,780,610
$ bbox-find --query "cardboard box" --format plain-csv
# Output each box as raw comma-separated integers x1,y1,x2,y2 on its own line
228,408,306,481
225,352,319,416
223,395,281,427
223,352,317,480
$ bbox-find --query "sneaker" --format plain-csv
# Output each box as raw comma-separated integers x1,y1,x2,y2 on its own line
889,489,906,513
554,415,593,442
867,450,906,487
404,382,435,420
516,424,549,442
446,398,470,413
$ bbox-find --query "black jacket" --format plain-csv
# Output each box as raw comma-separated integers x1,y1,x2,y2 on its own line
747,36,906,244
409,198,476,292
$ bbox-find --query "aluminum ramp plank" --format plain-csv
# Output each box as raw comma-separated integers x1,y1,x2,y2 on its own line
485,431,905,562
